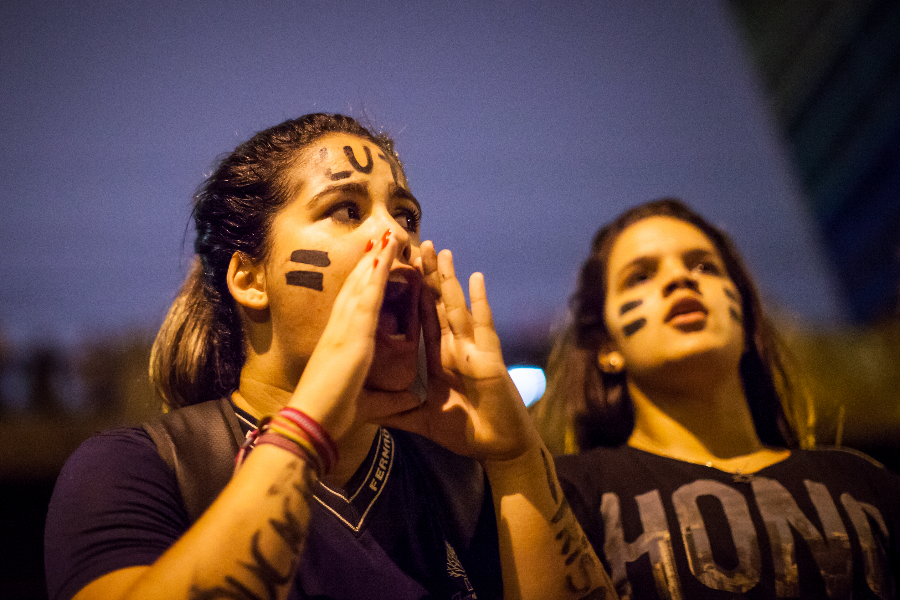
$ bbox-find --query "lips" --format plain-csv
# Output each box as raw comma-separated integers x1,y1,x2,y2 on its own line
377,268,421,344
665,296,708,324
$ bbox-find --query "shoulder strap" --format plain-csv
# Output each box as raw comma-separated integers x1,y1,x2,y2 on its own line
143,398,245,522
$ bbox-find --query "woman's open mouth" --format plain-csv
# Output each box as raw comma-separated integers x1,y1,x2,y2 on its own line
665,296,708,328
377,269,421,343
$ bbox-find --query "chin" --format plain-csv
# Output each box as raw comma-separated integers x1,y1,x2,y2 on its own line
364,352,419,392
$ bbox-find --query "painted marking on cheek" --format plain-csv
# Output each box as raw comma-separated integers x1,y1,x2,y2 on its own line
622,318,647,337
619,299,643,315
344,145,373,174
724,288,739,302
377,153,400,185
289,249,331,267
286,271,324,291
729,307,742,323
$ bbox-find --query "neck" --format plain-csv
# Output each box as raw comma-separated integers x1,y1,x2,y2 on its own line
233,374,379,490
626,366,764,462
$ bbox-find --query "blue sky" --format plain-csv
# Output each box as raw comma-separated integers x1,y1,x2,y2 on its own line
0,0,845,348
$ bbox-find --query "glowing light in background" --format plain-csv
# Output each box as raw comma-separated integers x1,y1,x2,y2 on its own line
508,365,547,407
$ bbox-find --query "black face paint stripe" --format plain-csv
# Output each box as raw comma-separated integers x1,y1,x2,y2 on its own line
290,249,330,267
344,145,373,174
724,288,739,302
327,169,351,181
623,318,646,337
286,271,324,291
619,299,643,315
377,153,400,185
729,307,742,323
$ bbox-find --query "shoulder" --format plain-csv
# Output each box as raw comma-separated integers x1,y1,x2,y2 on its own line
48,425,181,517
784,447,900,485
55,426,166,482
554,445,640,481
45,427,189,600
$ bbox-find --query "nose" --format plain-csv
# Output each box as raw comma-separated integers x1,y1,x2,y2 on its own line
661,261,700,297
373,208,412,263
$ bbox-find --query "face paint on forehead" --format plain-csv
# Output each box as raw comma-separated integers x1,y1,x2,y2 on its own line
619,299,643,315
321,143,378,181
377,152,400,186
622,318,647,337
343,145,373,174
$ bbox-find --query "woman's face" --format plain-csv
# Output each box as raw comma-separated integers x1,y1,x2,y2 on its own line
601,216,745,381
261,132,423,391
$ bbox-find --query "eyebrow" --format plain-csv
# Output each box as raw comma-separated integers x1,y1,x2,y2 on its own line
306,182,369,210
306,181,421,214
389,183,421,214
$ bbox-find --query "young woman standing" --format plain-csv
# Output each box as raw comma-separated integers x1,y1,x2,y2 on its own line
534,198,899,599
45,114,613,600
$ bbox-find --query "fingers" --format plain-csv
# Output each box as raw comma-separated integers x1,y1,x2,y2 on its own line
437,249,475,341
468,272,501,353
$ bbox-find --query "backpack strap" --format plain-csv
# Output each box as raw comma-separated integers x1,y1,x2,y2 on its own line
143,397,245,522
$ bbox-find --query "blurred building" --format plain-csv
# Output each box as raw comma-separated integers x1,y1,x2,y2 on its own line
730,0,900,323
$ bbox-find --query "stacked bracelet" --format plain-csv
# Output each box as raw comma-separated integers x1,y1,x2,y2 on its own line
234,408,339,477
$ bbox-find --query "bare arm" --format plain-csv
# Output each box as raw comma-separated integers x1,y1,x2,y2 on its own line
73,235,403,600
383,243,616,600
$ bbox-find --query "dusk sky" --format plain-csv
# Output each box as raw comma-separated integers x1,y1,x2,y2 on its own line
0,0,846,349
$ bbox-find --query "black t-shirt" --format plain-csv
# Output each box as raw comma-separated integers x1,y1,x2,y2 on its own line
45,417,501,600
556,446,900,600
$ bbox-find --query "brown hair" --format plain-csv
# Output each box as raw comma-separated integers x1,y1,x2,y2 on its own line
533,198,811,454
150,114,399,409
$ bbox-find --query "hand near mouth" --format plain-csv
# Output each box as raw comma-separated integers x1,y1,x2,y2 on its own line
379,241,541,463
285,232,420,443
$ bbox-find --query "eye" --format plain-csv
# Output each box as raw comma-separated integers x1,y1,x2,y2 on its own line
623,269,651,289
691,260,721,276
328,201,362,225
393,206,421,234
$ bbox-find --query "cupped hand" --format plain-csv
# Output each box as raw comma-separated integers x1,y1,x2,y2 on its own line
379,241,542,463
286,232,418,442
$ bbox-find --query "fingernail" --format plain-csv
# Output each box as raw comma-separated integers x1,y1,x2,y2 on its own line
373,258,379,268
365,239,374,252
381,229,392,248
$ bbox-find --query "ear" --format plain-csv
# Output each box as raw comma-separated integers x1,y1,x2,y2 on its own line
597,347,625,374
227,252,268,310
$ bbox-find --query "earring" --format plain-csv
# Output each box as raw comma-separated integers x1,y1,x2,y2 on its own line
598,352,624,374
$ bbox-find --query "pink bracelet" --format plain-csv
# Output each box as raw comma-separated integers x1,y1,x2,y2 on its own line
278,407,339,473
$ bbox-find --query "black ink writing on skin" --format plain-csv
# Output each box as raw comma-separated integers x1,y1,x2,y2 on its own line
623,318,647,337
286,271,324,291
377,153,400,185
542,448,560,504
290,249,331,267
620,300,643,315
326,145,375,180
344,145,373,173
